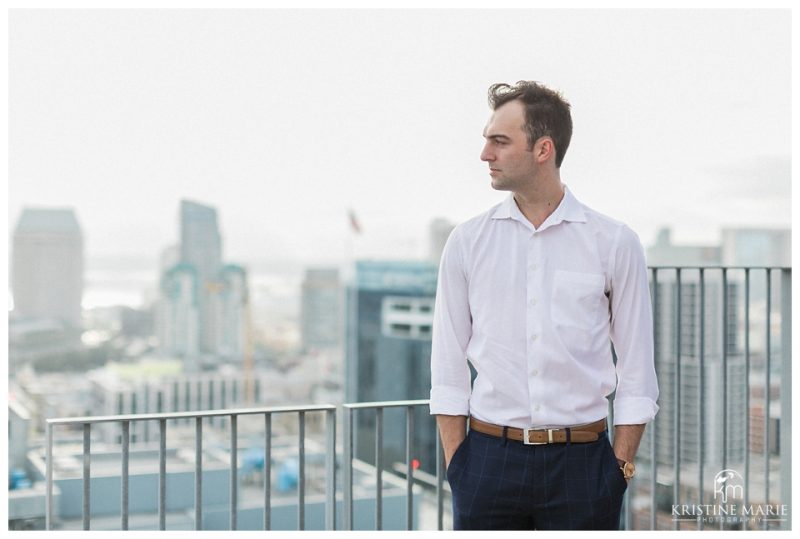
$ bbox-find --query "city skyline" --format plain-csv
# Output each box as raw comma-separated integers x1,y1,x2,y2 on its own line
13,203,790,313
8,9,791,268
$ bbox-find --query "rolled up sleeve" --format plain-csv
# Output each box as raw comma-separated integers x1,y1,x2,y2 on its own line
429,228,473,417
608,226,660,425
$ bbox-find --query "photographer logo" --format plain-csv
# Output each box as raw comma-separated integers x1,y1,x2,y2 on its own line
713,469,743,504
671,467,788,526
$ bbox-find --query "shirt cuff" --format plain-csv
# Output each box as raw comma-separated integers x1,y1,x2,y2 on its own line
612,397,659,425
429,386,470,417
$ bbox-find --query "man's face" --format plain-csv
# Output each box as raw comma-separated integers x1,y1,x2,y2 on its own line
480,100,538,192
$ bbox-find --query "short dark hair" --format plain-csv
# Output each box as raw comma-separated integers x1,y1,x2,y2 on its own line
488,81,573,168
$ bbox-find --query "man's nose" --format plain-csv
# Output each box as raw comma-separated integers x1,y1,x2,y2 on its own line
480,144,493,162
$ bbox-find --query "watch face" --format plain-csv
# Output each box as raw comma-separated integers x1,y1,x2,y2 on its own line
622,462,635,479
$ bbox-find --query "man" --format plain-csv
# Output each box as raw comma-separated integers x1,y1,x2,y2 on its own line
429,81,659,530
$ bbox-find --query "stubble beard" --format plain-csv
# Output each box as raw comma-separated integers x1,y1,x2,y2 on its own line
491,173,518,192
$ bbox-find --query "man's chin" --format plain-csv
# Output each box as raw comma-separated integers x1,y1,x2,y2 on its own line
490,178,512,192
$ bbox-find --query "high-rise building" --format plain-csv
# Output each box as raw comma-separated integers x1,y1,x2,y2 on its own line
720,228,791,268
180,200,223,281
157,200,247,366
641,227,780,480
11,208,84,327
646,227,721,267
345,260,438,475
300,268,342,353
158,263,200,359
218,265,248,359
646,275,746,472
180,200,223,354
428,218,455,263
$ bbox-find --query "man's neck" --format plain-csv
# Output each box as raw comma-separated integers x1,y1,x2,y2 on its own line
512,176,566,229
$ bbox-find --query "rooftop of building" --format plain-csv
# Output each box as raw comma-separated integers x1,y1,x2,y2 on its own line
15,207,82,235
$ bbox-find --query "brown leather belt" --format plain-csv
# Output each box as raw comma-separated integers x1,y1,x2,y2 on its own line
469,416,607,445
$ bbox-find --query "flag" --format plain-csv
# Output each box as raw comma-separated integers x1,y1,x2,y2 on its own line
347,209,362,234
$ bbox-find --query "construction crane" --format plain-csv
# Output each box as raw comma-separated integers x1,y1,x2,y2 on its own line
243,281,255,405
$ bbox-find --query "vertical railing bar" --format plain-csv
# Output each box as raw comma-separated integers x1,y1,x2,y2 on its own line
722,267,729,465
648,417,656,531
195,417,202,531
609,346,630,529
143,387,150,443
159,418,166,531
264,413,272,531
326,408,336,531
673,268,682,531
230,414,238,531
83,422,91,531
298,410,306,531
779,268,792,531
46,422,53,530
698,268,706,531
649,267,658,531
376,407,383,531
344,407,353,531
763,269,772,530
121,420,129,531
435,424,443,531
719,268,728,532
743,268,750,530
406,406,414,531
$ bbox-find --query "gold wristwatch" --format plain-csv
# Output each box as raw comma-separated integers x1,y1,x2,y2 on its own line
617,458,635,480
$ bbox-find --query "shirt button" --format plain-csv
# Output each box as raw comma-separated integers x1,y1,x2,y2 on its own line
532,369,539,376
529,298,537,307
531,334,538,342
529,264,538,272
534,404,541,412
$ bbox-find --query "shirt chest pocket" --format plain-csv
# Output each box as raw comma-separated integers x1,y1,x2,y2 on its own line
550,270,606,332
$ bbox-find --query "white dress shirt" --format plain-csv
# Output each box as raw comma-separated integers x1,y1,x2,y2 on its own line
429,186,659,428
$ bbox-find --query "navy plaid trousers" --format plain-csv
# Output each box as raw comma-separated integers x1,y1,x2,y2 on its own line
446,428,627,530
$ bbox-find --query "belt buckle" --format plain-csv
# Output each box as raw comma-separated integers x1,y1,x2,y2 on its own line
523,428,554,445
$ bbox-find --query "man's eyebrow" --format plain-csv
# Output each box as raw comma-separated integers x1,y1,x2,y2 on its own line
483,133,511,141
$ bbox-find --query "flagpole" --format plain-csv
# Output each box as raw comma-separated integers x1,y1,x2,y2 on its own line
344,208,361,285
344,218,353,283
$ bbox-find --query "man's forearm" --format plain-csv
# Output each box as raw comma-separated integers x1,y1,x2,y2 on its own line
436,414,468,469
612,423,646,462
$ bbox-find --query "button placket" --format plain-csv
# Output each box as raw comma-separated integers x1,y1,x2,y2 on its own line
527,236,544,420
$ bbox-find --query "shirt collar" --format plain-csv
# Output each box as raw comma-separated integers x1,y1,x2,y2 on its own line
491,185,587,228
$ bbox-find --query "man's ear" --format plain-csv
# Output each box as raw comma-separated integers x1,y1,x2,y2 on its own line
534,136,555,164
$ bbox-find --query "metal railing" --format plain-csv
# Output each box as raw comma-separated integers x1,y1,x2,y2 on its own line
45,404,336,531
43,265,791,531
643,266,791,531
342,399,435,531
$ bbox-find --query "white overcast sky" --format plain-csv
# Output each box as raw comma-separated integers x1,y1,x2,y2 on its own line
8,8,792,268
